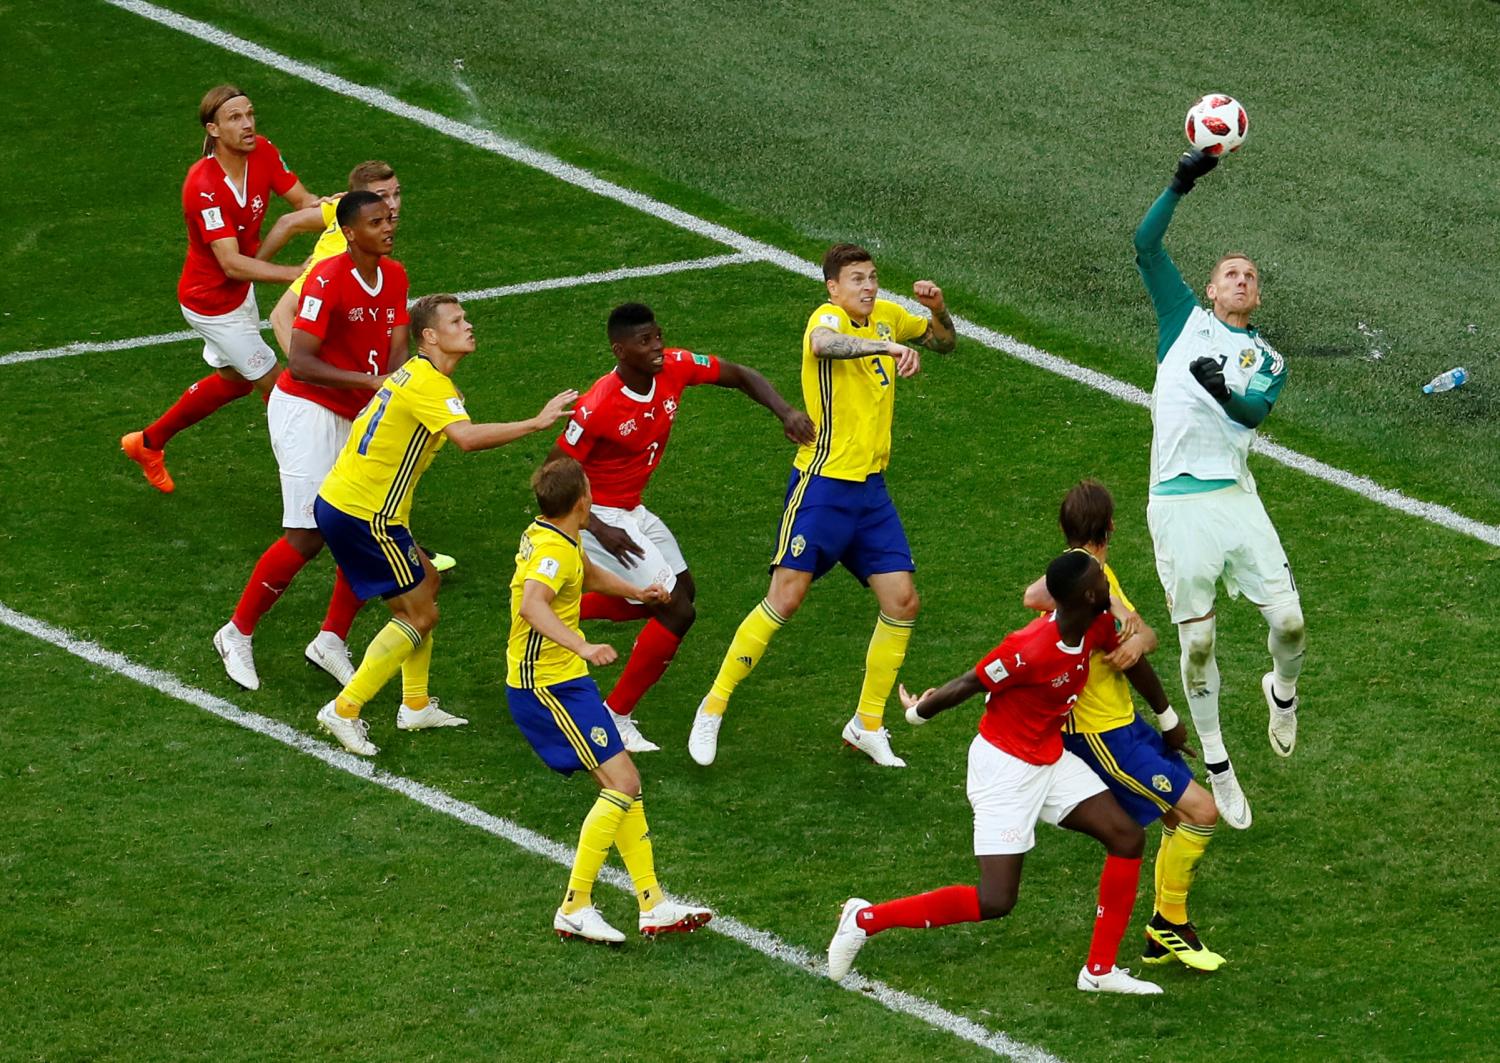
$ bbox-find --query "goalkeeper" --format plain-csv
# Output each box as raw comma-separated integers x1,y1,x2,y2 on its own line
1133,150,1306,832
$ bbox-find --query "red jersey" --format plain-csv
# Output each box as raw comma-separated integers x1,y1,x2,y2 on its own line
974,611,1119,765
556,349,721,509
278,254,410,420
177,137,298,315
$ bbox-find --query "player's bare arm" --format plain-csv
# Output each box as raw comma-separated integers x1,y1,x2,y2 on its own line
1122,657,1193,755
386,326,410,372
811,329,921,377
209,236,302,285
912,281,957,353
899,671,986,723
714,362,816,444
255,204,328,262
287,330,388,391
519,579,616,666
442,390,577,452
582,555,670,605
278,179,320,211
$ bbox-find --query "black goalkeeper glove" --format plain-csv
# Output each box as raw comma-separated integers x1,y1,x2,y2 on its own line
1188,357,1231,402
1171,149,1220,194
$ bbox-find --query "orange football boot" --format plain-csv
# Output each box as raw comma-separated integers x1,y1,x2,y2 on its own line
121,431,174,493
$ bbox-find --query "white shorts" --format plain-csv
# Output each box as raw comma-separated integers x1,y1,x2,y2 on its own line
581,504,685,600
267,388,350,529
180,288,278,381
1147,485,1300,624
966,735,1107,856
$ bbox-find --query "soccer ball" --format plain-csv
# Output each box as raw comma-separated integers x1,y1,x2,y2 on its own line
1184,94,1248,155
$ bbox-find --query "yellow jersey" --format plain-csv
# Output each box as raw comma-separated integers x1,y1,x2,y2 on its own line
793,299,929,481
290,201,346,296
1064,562,1138,734
317,356,469,526
506,520,588,688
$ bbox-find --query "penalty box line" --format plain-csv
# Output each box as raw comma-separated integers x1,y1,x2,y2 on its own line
102,0,1500,551
0,599,1062,1063
0,252,759,368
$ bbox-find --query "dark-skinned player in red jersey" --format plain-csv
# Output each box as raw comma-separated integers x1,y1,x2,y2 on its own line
826,550,1166,997
122,84,322,492
547,302,813,753
213,191,426,698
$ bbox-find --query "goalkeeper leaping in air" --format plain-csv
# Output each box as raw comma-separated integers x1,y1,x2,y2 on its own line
1134,149,1306,831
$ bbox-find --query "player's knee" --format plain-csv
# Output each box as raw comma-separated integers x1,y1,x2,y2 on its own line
664,594,696,631
1179,624,1216,669
601,757,641,798
887,585,920,621
1177,785,1217,827
977,882,1017,921
405,599,439,635
1268,603,1305,646
1109,821,1146,859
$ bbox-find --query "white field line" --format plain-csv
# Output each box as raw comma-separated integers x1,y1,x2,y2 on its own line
0,253,757,367
102,0,1500,551
0,600,1059,1063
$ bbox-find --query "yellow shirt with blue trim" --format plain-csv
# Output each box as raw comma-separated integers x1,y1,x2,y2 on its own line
793,299,929,481
1063,562,1138,735
290,201,345,296
506,520,588,689
317,357,468,526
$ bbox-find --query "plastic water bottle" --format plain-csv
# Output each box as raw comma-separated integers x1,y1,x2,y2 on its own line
1423,367,1468,394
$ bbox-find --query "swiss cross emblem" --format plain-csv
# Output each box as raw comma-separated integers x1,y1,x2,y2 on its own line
663,397,678,416
386,308,396,323
251,194,265,214
348,307,365,322
618,418,637,437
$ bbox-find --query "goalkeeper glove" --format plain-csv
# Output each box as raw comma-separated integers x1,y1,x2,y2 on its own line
1188,357,1231,402
1171,149,1220,194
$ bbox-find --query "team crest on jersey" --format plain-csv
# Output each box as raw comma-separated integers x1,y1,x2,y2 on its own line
663,397,678,417
618,418,638,437
407,545,420,568
1051,673,1070,688
348,307,365,322
590,726,609,748
1239,348,1257,369
386,308,397,323
1152,774,1173,793
876,322,893,340
251,194,265,215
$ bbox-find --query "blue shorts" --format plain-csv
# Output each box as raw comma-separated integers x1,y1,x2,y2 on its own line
1063,715,1194,826
314,497,424,601
769,471,914,584
507,676,624,776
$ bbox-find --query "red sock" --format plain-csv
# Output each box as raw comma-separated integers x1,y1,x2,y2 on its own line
604,619,682,715
580,591,650,622
1086,855,1142,976
144,373,255,449
321,567,364,639
231,537,310,634
856,886,980,935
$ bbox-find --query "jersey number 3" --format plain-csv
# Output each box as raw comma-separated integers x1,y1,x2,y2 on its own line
870,357,891,387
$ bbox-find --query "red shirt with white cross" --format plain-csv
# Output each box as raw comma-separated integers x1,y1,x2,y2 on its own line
556,348,721,509
974,611,1119,765
177,136,298,315
278,253,410,420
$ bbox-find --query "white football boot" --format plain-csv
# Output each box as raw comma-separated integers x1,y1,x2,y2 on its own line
608,706,660,753
553,905,626,944
1262,672,1299,758
397,697,468,730
841,714,906,768
316,702,379,756
688,698,723,766
827,897,872,981
304,631,355,686
1076,965,1164,996
213,621,260,691
1208,763,1252,829
638,898,713,936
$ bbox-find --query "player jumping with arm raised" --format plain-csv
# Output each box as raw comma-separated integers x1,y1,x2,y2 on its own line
1135,150,1306,830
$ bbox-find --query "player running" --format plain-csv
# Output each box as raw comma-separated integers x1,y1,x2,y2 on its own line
213,190,407,691
122,85,321,493
547,302,814,753
313,294,575,755
1023,480,1225,972
827,551,1163,996
690,244,956,768
508,457,713,943
1135,151,1306,829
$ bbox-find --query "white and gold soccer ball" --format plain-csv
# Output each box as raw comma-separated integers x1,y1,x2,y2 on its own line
1185,94,1248,155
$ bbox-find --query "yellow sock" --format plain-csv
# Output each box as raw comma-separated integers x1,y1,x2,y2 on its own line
705,599,786,714
338,619,423,715
1153,824,1177,911
561,789,633,915
1158,821,1215,923
613,798,662,912
856,612,915,730
401,633,434,710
